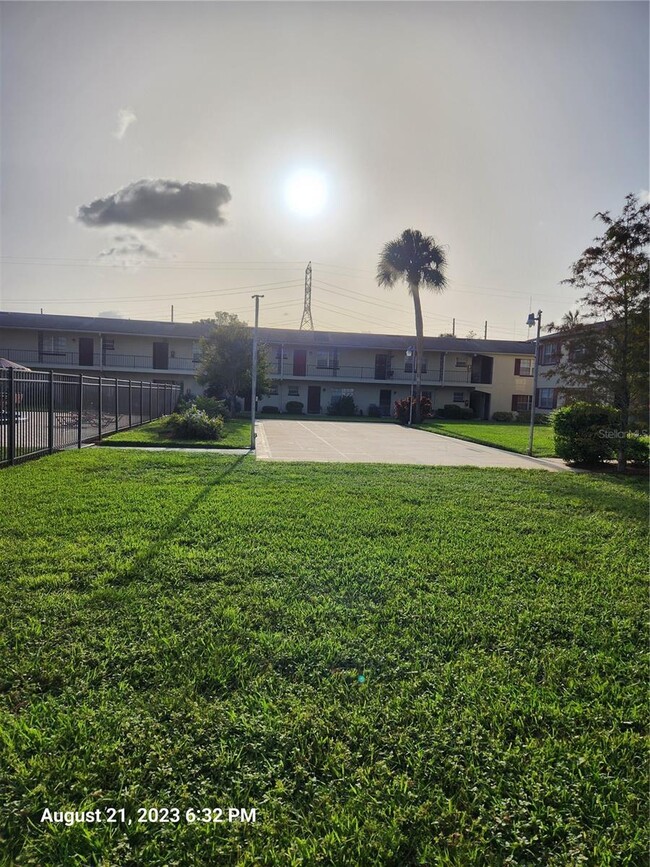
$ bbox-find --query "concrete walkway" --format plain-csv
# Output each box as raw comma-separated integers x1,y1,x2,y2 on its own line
255,419,567,471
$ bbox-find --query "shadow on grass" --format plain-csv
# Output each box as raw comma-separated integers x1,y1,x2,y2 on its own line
528,469,648,522
111,452,249,586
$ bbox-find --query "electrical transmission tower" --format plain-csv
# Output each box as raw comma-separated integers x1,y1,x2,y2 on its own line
299,261,314,330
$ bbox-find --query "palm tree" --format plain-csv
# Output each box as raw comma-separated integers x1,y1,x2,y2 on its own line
377,229,447,422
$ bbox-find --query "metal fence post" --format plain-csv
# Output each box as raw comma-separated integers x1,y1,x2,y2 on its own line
8,368,15,465
78,374,83,449
48,371,55,454
140,380,144,425
149,383,152,421
114,377,119,431
98,376,103,441
128,380,132,428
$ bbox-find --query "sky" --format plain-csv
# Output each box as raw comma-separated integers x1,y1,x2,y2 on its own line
1,1,648,340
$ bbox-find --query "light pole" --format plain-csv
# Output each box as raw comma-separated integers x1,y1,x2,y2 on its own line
526,309,542,456
406,346,416,426
251,294,264,450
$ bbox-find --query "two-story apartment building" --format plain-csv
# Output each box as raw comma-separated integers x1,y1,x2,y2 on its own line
257,328,536,419
0,312,536,418
0,311,206,393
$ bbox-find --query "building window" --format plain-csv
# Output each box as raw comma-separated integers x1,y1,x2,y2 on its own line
540,342,560,365
266,386,279,396
192,342,202,363
103,340,115,351
536,388,557,409
316,350,338,369
288,387,300,396
452,392,464,403
421,390,432,401
42,335,66,353
515,358,533,376
455,358,468,367
405,359,427,374
511,394,532,412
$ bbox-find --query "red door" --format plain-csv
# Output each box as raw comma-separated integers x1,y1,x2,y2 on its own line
293,350,307,376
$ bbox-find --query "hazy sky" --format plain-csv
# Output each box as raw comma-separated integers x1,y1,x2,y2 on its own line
1,1,648,339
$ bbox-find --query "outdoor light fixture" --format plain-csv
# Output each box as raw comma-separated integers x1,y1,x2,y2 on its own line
526,310,542,456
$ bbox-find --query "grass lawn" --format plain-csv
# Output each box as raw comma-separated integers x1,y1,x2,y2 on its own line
101,416,251,449
417,420,557,457
1,451,647,865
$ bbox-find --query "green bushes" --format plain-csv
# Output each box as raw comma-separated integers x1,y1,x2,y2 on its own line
168,407,224,441
492,411,514,422
625,434,649,467
367,404,382,418
194,396,231,420
441,404,474,420
260,405,280,414
285,401,304,414
327,395,357,417
517,411,550,425
552,403,620,465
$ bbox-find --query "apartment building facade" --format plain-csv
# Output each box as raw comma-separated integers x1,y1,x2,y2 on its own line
1,312,536,418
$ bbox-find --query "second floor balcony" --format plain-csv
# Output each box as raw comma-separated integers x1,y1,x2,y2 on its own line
268,362,478,384
0,347,198,373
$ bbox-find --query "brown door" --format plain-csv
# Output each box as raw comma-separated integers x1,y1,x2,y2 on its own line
374,354,389,379
153,342,169,370
78,337,94,366
379,389,392,417
293,350,307,376
307,386,321,414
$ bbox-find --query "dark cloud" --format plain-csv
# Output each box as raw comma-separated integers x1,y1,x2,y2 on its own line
77,179,231,228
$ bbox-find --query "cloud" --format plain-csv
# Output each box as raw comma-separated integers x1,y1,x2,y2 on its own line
113,108,137,140
77,179,231,228
98,232,162,261
97,310,127,319
638,188,650,204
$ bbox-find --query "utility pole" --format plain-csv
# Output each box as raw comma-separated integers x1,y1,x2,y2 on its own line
452,318,456,337
300,262,314,330
250,294,264,450
171,305,174,323
526,310,542,456
484,321,488,340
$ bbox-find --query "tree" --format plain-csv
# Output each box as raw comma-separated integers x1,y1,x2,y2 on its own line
548,194,649,471
195,312,270,414
377,229,447,422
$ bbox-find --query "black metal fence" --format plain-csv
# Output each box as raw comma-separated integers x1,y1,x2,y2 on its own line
0,369,181,467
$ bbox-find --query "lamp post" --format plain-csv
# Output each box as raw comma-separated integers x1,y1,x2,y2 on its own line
251,294,264,450
526,309,542,456
406,346,416,426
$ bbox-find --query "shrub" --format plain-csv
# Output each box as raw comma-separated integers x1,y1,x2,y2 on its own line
285,401,304,415
625,434,649,467
327,395,357,417
492,411,513,422
394,395,433,424
442,404,474,420
194,396,231,420
517,411,550,425
367,404,382,418
552,403,620,465
175,389,197,413
260,405,280,414
168,407,224,441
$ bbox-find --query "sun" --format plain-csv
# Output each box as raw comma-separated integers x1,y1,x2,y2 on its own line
284,169,328,217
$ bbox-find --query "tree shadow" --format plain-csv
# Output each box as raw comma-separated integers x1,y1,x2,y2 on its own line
111,453,249,586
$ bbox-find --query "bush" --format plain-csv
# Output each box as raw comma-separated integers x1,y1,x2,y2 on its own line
168,407,224,441
552,403,620,465
442,404,474,420
194,396,231,420
260,405,280,414
394,395,433,424
367,404,382,418
175,389,197,413
517,411,550,425
492,411,514,422
327,395,357,417
625,434,649,467
285,401,304,415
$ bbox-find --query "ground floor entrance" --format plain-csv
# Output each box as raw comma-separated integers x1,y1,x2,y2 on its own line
470,391,491,420
307,386,321,414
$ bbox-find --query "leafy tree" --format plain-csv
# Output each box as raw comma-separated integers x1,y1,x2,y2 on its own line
195,312,270,414
377,229,447,422
548,194,649,471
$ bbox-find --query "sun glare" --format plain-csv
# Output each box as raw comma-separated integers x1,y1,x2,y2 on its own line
284,170,328,217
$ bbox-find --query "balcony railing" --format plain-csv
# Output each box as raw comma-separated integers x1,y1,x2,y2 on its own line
270,363,473,384
0,348,198,372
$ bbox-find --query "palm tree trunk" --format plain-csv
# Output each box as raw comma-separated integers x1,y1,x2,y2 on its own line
410,282,424,423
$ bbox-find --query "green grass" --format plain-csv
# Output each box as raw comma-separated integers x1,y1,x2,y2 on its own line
0,451,647,865
417,420,557,458
101,417,251,449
